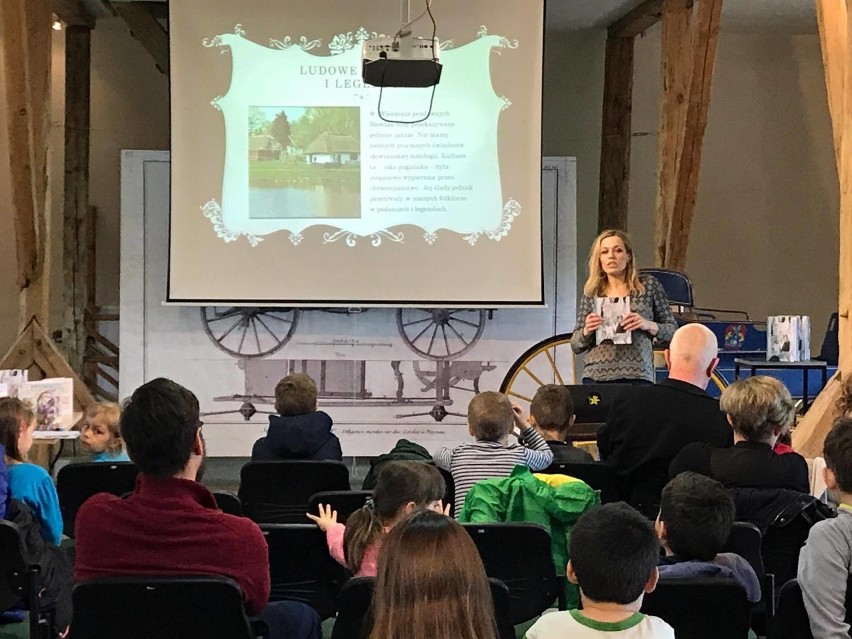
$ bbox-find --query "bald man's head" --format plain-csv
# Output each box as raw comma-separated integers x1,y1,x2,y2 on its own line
666,324,719,386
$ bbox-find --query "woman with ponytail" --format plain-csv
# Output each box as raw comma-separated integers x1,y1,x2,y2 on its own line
307,461,445,576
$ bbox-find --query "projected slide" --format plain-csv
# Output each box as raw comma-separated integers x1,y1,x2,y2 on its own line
170,0,544,304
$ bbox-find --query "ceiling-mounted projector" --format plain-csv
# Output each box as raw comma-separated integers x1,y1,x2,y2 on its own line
362,36,442,88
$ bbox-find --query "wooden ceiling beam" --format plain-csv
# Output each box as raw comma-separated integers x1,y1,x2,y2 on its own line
791,0,852,458
51,0,95,28
111,1,169,75
609,0,694,39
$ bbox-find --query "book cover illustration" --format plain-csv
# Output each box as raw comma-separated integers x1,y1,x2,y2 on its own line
0,369,28,398
17,378,75,430
767,315,811,362
595,296,632,345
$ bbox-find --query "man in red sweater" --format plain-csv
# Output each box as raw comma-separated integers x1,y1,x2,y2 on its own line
74,378,319,639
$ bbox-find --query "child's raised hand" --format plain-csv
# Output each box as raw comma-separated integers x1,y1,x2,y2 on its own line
443,502,452,517
511,402,528,431
306,503,338,531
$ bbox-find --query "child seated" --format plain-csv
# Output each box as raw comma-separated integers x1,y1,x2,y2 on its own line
307,461,445,576
799,417,852,636
0,398,63,545
251,372,342,461
81,401,130,462
526,503,674,638
529,384,593,463
656,472,760,602
434,391,553,509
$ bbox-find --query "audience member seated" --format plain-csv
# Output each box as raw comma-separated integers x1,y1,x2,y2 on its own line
80,401,130,462
251,373,342,461
670,376,809,492
529,384,593,463
0,445,72,637
307,461,445,577
360,438,433,490
798,417,852,637
656,473,760,603
434,392,553,510
597,324,732,516
0,399,63,545
369,509,499,639
524,503,674,639
74,378,321,639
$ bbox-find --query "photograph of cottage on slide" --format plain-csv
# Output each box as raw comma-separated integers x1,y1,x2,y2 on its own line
247,106,361,219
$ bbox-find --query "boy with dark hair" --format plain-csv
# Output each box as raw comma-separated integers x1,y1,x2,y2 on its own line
525,503,673,638
434,391,552,510
529,384,593,463
799,417,852,638
656,472,760,602
252,372,342,461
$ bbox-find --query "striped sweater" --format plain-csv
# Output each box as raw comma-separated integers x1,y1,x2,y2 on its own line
434,429,554,513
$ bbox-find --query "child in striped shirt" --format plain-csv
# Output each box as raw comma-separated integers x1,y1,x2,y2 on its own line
434,391,553,512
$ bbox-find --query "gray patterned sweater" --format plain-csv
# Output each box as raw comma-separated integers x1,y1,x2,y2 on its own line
570,274,677,383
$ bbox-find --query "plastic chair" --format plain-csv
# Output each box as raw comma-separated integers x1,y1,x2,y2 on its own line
260,524,347,619
538,461,620,504
639,268,749,320
462,522,558,624
0,520,49,639
722,521,774,632
768,577,852,639
330,576,515,639
641,578,752,639
56,462,139,537
70,575,257,639
436,466,455,517
307,491,371,524
212,492,242,516
238,461,350,524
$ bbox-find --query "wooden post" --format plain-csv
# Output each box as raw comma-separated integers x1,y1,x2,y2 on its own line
598,36,635,232
654,0,693,266
2,0,53,330
62,24,92,372
792,0,852,457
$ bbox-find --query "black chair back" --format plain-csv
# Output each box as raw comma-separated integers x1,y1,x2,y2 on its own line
722,521,766,581
307,491,371,524
238,461,350,524
641,578,751,639
768,576,852,639
762,513,814,589
330,576,514,639
70,575,254,639
57,462,139,538
436,466,455,517
462,522,558,624
0,520,42,639
261,524,347,619
539,461,619,503
212,492,242,516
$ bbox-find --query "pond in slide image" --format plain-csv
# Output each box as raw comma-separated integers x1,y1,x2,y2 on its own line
249,183,361,219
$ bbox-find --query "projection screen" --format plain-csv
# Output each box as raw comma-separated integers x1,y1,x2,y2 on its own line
168,0,544,305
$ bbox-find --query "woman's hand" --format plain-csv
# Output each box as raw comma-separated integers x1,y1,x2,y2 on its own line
306,503,338,531
621,312,656,334
583,312,604,336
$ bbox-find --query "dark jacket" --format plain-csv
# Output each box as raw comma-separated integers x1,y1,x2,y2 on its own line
597,378,732,513
361,439,433,490
252,411,342,461
546,440,594,464
658,553,761,603
670,441,810,493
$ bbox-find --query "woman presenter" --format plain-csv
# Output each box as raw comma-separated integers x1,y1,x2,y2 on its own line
571,230,677,384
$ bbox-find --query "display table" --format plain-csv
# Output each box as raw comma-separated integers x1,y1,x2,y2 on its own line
733,358,828,410
30,422,82,473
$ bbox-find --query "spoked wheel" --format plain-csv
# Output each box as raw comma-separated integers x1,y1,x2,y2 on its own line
396,309,486,361
200,307,300,358
500,333,577,413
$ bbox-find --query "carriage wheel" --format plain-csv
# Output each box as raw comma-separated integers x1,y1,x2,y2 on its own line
200,307,300,358
396,309,486,361
500,333,729,413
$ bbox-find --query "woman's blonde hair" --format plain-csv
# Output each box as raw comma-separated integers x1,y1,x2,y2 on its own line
720,376,796,443
84,401,124,453
583,229,645,298
369,510,498,639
